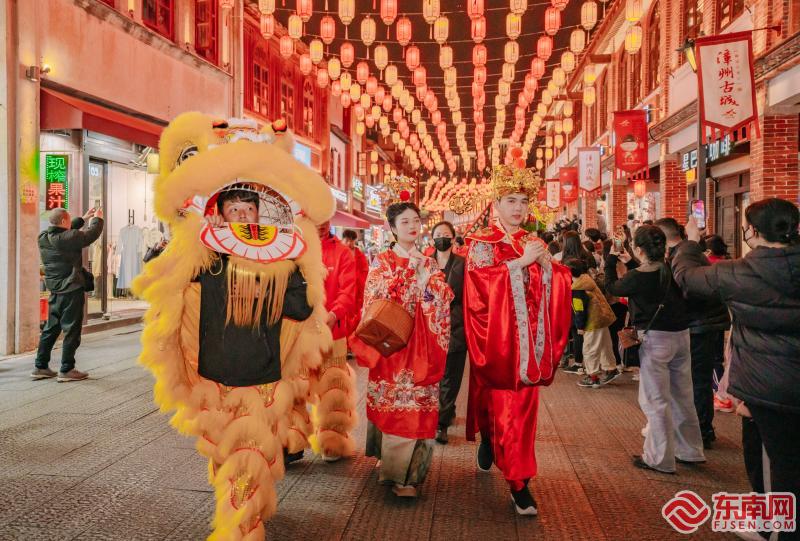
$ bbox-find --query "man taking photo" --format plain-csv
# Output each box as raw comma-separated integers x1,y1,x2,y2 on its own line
32,207,104,382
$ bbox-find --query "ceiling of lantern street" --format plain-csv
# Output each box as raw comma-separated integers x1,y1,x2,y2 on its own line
250,0,613,171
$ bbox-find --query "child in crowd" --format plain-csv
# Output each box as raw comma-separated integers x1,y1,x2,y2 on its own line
565,258,620,388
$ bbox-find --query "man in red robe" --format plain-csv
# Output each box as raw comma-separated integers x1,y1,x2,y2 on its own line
342,229,369,332
463,166,573,516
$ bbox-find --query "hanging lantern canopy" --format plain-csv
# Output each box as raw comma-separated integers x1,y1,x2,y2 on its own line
434,16,449,45
371,104,381,119
380,0,398,26
339,0,356,35
626,0,643,23
510,0,528,15
341,92,352,108
331,80,342,97
374,45,389,73
471,16,487,43
530,57,546,79
545,148,554,160
366,76,379,96
413,66,427,87
498,80,511,97
316,69,329,88
320,15,337,45
563,100,574,117
634,179,647,198
279,35,294,59
384,65,398,86
554,119,563,134
361,16,377,48
502,63,516,83
260,14,276,39
396,16,412,47
356,61,369,84
544,7,561,36
472,44,488,67
466,0,484,19
584,64,596,85
444,66,457,87
524,73,538,93
561,51,576,73
383,95,393,112
405,45,421,70
504,41,520,64
340,72,352,91
297,0,313,23
473,65,487,85
625,24,643,53
551,0,569,9
546,135,553,147
350,83,362,101
439,45,454,69
309,39,324,64
581,1,598,30
356,122,365,136
552,67,567,87
416,85,427,102
340,42,355,68
537,36,553,61
423,0,441,25
506,13,522,40
258,0,276,14
563,117,574,134
542,88,553,105
547,79,559,95
411,109,422,125
537,102,548,116
299,53,313,76
570,29,586,54
287,14,303,40
555,134,564,148
471,81,483,98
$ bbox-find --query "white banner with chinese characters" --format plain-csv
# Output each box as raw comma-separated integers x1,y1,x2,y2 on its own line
696,31,760,143
546,179,561,209
578,147,602,194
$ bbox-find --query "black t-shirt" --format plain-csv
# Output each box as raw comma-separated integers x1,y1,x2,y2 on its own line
604,256,689,332
197,259,312,387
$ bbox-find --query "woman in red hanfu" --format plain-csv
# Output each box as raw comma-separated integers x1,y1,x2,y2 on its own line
463,164,573,516
349,202,453,498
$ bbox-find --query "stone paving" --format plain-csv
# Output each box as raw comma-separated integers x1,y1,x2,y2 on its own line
0,325,749,540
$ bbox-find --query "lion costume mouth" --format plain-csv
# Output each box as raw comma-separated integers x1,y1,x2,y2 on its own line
184,181,307,263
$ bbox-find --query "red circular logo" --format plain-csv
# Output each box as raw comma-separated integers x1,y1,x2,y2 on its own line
662,490,711,534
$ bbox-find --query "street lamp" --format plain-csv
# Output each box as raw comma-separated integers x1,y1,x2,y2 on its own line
678,38,705,208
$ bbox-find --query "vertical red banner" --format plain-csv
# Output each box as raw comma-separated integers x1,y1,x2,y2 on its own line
613,110,649,181
559,167,579,203
545,178,561,209
578,147,601,194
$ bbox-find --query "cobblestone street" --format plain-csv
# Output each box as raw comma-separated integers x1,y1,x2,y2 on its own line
0,325,749,540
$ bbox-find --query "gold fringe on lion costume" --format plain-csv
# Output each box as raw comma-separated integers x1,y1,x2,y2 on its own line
133,113,356,540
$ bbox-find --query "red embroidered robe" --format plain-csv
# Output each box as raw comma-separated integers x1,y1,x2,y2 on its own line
464,225,572,484
349,250,453,440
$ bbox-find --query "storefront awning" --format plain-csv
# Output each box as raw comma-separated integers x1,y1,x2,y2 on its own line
40,88,165,147
331,210,371,229
354,209,386,227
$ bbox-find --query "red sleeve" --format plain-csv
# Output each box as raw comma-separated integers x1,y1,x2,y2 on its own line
329,246,357,330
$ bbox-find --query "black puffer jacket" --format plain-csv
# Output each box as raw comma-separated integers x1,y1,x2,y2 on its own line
672,241,800,413
668,241,730,334
39,217,104,293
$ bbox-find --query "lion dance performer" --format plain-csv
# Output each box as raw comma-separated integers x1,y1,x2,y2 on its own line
463,163,573,516
133,113,354,540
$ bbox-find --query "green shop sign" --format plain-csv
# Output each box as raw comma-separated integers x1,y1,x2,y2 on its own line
45,154,69,210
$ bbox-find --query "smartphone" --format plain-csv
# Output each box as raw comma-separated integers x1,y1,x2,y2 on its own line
613,238,623,251
691,199,706,229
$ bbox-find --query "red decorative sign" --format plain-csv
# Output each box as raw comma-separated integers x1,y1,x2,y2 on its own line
613,110,649,181
545,178,560,209
578,147,601,194
559,167,579,203
695,31,760,143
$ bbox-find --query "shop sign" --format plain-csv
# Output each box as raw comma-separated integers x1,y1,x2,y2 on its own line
545,179,561,209
681,135,733,171
353,177,364,200
293,143,312,167
45,154,69,210
613,109,649,182
578,147,601,194
365,184,382,213
330,186,348,205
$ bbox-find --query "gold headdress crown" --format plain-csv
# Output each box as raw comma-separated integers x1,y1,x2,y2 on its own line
491,164,541,200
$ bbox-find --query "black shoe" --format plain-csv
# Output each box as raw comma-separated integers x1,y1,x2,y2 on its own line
561,363,584,374
477,438,493,472
510,486,538,516
702,436,714,449
599,369,621,385
284,449,304,466
435,428,449,445
632,455,675,474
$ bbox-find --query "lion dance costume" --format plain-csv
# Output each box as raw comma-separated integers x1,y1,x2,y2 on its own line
133,113,357,540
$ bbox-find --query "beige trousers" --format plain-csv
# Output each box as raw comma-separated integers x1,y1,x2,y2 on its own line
582,327,617,375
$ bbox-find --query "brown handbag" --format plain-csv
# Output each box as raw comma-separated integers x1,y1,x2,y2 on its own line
355,298,414,357
617,326,642,350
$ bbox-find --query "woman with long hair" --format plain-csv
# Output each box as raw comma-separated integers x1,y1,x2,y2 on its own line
349,202,453,498
557,231,597,272
605,225,705,474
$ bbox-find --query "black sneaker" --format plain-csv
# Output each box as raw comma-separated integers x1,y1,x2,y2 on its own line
599,370,621,385
477,438,493,472
284,449,304,466
435,428,449,445
577,375,601,388
562,363,584,374
510,486,538,516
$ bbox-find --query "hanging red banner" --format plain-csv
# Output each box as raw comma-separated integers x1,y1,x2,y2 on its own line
613,109,649,181
578,147,601,194
545,178,561,209
559,167,579,203
695,31,760,144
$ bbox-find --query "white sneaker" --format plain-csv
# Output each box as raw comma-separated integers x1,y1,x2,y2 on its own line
322,453,341,463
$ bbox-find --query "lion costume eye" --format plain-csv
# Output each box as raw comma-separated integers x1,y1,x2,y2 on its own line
177,145,199,165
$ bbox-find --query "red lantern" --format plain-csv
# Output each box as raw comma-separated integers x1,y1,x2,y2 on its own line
471,16,487,43
530,57,546,79
380,0,398,26
537,36,553,60
316,69,330,88
518,93,530,108
366,76,378,96
515,158,526,169
474,93,485,109
365,115,376,128
297,0,313,23
279,35,294,59
525,73,538,93
634,179,647,198
260,14,276,39
299,53,313,75
320,15,336,45
416,85,427,101
424,89,435,109
406,45,421,70
393,107,403,123
432,110,442,125
396,16,412,47
413,66,427,87
331,80,342,97
356,61,369,84
544,7,561,36
354,104,365,120
471,81,484,98
399,189,411,201
340,42,355,67
383,95,393,112
472,44,488,66
473,110,484,123
466,0,484,19
473,65,487,85
341,92,352,108
376,86,386,104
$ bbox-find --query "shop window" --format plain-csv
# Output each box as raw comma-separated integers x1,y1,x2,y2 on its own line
195,0,218,64
143,0,174,40
717,0,745,31
252,46,270,117
280,76,295,130
302,80,315,138
647,3,661,94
